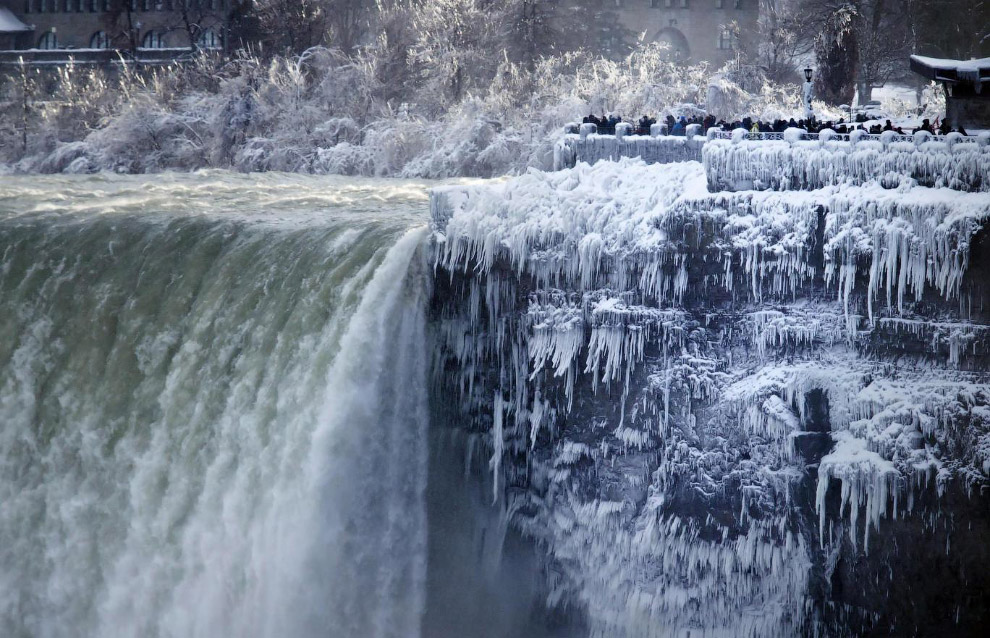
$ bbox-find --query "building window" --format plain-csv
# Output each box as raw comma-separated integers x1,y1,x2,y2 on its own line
197,28,221,49
90,31,109,49
717,27,734,49
142,31,165,48
38,30,58,49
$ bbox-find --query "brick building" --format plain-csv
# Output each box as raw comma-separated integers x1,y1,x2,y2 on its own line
0,1,234,54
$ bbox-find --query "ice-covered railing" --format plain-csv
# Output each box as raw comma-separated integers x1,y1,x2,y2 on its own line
706,129,985,145
704,128,990,192
554,121,705,170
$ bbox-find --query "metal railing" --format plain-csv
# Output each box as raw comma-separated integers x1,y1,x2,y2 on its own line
705,129,986,146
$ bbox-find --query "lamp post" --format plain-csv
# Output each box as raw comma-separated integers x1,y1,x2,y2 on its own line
802,67,815,122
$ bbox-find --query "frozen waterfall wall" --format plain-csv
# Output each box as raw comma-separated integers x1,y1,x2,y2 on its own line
428,158,990,637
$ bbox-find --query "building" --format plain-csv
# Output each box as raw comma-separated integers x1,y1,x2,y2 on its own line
556,0,760,67
911,55,990,130
0,1,235,60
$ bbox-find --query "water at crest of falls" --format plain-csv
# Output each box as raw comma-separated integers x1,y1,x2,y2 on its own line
0,172,435,638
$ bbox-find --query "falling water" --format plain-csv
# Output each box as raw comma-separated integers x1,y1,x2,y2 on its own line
0,173,432,638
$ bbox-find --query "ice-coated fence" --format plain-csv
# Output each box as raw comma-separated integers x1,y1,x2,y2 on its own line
703,128,990,193
553,122,704,170
555,123,990,194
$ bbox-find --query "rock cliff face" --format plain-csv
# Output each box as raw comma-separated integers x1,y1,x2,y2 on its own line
428,158,990,636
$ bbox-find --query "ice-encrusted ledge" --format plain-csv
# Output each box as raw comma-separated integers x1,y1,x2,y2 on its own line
429,157,990,636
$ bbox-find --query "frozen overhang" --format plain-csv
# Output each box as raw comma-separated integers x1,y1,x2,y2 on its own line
911,54,990,94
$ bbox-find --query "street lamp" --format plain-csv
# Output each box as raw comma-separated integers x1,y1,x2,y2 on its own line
802,67,815,122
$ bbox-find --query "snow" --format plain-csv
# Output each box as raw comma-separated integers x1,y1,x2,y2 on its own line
911,55,990,75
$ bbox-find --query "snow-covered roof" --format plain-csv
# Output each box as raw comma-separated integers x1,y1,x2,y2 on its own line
0,7,32,33
910,55,990,88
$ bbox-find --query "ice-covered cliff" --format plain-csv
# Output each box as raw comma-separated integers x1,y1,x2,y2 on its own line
429,158,990,636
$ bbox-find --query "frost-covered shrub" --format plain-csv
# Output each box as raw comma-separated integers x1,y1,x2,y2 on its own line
1,40,796,177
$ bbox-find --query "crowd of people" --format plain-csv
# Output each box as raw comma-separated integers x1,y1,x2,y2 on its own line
581,112,971,138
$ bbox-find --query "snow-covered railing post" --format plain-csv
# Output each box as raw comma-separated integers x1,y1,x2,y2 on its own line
849,129,868,148
706,127,720,143
651,123,667,137
879,130,897,150
819,129,837,147
615,122,632,141
580,123,597,140
783,128,807,145
914,130,932,148
564,122,580,135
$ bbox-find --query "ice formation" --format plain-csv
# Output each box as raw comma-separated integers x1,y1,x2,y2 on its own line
430,157,990,635
704,134,990,192
555,131,704,171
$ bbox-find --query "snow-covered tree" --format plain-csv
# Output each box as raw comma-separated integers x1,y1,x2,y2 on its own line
812,4,859,105
751,0,806,84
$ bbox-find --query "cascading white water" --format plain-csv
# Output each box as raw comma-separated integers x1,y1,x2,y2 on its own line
0,173,432,638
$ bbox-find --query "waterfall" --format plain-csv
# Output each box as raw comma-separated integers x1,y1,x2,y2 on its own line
0,174,431,638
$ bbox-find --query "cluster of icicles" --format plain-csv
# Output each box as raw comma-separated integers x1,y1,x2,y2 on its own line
703,136,990,192
554,133,703,171
430,157,990,635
